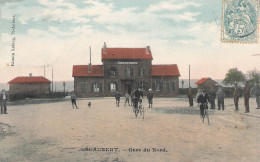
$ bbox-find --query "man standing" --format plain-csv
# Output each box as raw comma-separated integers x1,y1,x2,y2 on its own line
147,89,153,108
217,86,225,110
209,87,216,109
244,82,251,113
1,89,8,114
124,92,130,106
71,92,79,109
234,84,240,111
253,82,260,109
188,87,193,107
115,91,121,107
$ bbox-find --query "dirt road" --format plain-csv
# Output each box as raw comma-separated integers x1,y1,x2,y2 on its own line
0,98,259,161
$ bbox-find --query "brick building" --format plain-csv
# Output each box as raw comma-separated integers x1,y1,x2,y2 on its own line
72,43,180,97
195,77,219,92
8,75,51,95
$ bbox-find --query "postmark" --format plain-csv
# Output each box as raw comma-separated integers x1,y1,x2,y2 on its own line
221,0,259,43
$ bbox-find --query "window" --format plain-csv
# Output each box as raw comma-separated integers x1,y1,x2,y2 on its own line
153,81,163,91
125,67,134,77
109,82,117,92
166,81,176,91
138,81,147,90
92,83,102,92
171,81,176,91
110,67,117,77
139,67,146,77
80,82,87,92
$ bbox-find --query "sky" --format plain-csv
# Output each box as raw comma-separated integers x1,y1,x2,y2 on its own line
0,0,259,83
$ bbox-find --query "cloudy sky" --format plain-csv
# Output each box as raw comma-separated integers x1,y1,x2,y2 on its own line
0,0,259,83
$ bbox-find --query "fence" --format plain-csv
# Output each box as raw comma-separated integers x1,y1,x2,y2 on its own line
8,92,70,101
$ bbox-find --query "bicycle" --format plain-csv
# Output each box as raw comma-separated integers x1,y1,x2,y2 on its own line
200,103,210,125
133,98,144,119
138,98,144,119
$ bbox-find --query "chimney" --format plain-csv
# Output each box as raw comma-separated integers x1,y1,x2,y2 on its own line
103,42,107,52
88,63,92,73
29,73,32,77
146,46,150,54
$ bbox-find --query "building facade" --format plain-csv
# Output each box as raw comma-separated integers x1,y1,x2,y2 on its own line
73,43,180,97
8,75,51,95
195,77,219,92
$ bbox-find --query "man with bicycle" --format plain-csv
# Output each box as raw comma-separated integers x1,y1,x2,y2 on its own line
133,88,143,116
197,89,210,118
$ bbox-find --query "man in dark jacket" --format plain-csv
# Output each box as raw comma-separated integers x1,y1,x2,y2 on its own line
244,82,251,113
71,92,79,109
133,88,143,110
188,87,193,107
197,90,210,117
234,84,240,111
209,87,216,109
115,91,121,107
0,90,8,114
217,86,225,110
252,82,260,109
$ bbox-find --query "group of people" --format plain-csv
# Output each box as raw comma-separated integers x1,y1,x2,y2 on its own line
234,82,260,113
115,88,154,109
188,86,225,111
188,81,260,114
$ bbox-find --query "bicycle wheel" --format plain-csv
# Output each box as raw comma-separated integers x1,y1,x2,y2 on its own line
205,109,210,125
135,107,139,117
202,109,206,123
142,106,145,119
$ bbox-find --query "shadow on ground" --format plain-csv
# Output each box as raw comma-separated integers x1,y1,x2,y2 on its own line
153,107,215,116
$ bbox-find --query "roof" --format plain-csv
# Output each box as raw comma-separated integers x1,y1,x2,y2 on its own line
72,65,103,77
195,78,210,85
102,48,153,60
8,76,51,84
151,65,180,76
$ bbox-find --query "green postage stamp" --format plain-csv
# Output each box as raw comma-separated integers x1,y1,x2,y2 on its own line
222,0,259,43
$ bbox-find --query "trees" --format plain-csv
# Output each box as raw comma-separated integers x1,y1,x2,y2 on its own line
246,69,260,84
223,68,246,86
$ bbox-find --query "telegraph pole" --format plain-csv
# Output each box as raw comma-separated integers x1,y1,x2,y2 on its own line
189,65,190,88
52,66,53,93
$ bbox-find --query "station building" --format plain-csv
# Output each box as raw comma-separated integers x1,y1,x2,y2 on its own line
72,43,180,97
8,73,51,97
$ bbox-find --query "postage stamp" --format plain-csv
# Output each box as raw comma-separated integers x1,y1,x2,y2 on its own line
221,0,259,43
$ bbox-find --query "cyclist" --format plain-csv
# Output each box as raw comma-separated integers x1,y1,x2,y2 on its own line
197,89,210,118
133,88,143,117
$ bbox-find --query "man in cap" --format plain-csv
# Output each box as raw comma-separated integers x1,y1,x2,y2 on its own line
0,89,8,114
147,88,153,108
217,86,225,110
71,92,79,109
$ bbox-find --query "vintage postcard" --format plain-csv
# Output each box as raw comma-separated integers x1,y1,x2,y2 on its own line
0,0,260,161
